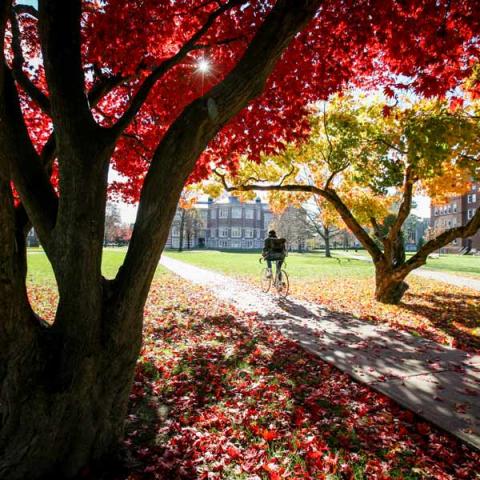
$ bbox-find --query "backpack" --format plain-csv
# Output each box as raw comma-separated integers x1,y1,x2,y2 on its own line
266,237,286,254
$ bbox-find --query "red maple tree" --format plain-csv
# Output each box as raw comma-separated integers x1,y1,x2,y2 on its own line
0,1,479,478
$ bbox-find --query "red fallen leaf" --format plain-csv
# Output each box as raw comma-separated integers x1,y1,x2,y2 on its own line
262,460,284,480
416,422,431,436
226,445,240,459
455,403,468,414
401,410,415,423
463,387,478,397
261,428,280,441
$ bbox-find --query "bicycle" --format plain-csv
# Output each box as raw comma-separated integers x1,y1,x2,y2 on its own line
260,258,289,297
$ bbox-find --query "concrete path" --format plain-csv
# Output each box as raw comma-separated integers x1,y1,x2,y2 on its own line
161,256,480,450
413,268,480,291
336,253,480,291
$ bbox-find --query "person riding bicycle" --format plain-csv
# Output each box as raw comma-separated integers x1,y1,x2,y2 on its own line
262,230,287,278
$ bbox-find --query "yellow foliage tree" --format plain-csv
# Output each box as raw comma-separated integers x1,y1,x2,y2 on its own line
213,92,480,304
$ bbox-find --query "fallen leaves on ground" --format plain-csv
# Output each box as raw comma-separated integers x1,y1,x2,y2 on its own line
119,275,479,479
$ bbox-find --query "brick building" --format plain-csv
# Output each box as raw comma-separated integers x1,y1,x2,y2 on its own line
166,196,273,250
430,182,480,252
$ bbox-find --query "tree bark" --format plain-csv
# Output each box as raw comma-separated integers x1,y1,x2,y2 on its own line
374,260,409,304
178,209,185,252
324,226,331,257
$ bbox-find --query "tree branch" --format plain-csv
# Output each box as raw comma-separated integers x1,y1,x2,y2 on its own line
400,208,480,276
10,7,51,115
217,173,384,262
109,0,246,139
13,4,38,19
0,64,57,250
39,0,98,136
388,165,415,241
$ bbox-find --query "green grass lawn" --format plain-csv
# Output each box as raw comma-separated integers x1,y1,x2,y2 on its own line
421,254,480,277
164,249,374,279
26,247,167,286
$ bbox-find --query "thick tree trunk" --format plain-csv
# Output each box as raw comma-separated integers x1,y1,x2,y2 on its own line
0,320,141,479
0,183,141,480
374,261,409,304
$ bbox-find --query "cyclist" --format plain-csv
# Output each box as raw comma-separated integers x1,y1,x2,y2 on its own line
262,230,287,279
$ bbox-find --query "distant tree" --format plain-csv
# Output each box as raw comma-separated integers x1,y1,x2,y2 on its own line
177,189,201,252
184,208,205,249
300,198,342,257
269,206,311,251
417,236,425,251
218,94,480,304
104,202,122,244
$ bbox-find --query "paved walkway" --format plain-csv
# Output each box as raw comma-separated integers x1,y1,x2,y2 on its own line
160,256,480,450
413,269,480,291
336,253,480,291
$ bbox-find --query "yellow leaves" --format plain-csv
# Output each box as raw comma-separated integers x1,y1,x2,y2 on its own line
178,186,201,209
421,164,473,203
202,181,224,200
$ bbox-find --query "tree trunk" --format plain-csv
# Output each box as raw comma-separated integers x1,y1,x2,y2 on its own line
0,181,142,480
374,261,409,304
324,226,331,257
178,209,185,252
0,321,141,479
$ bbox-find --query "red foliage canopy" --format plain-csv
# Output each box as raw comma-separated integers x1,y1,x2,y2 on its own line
11,0,480,202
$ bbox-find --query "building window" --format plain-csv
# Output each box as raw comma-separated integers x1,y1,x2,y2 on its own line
245,240,254,248
452,203,457,213
434,208,439,216
219,207,229,218
447,205,451,214
244,228,253,238
211,209,217,219
232,207,242,219
219,240,229,248
172,226,180,237
468,208,476,220
245,209,254,219
231,240,241,248
452,218,457,226
231,227,241,238
468,194,477,204
219,228,229,237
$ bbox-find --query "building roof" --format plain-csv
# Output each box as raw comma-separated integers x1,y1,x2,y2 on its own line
213,195,266,206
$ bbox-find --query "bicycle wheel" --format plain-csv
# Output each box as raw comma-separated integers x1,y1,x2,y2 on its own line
261,268,271,293
276,270,289,297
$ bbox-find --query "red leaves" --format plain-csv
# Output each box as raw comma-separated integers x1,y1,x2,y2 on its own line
416,422,431,436
26,274,480,478
111,275,480,478
13,0,480,203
